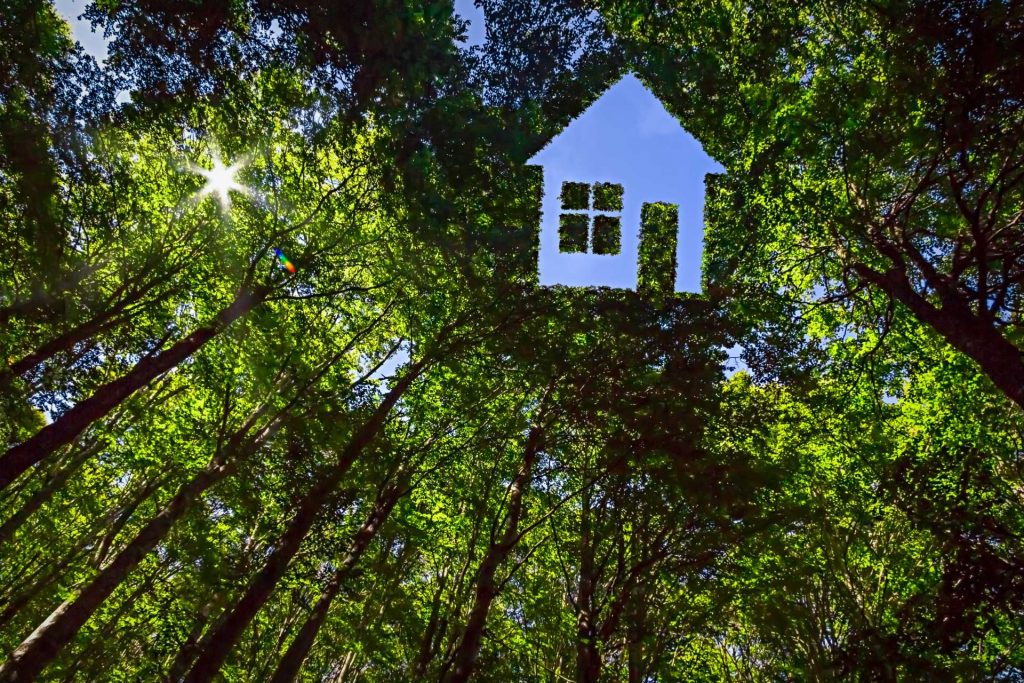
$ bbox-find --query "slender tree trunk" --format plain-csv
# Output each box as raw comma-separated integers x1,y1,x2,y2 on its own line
0,265,96,325
576,486,601,683
0,440,101,544
412,571,449,681
253,604,303,682
625,584,646,683
854,263,1024,409
165,599,219,682
0,489,146,630
441,426,542,683
269,470,412,683
334,651,357,683
0,285,268,492
182,359,428,683
0,292,58,326
0,411,276,683
627,637,643,683
3,311,122,383
0,562,51,630
433,485,505,671
60,566,164,682
166,535,267,682
90,476,164,568
0,384,150,529
2,267,188,384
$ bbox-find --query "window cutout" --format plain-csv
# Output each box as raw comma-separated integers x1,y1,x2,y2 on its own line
560,182,590,211
559,213,588,252
592,215,621,255
556,180,623,255
637,202,678,296
592,182,623,212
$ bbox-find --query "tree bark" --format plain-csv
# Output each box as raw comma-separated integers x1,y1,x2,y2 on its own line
90,476,164,568
0,291,59,326
333,651,357,683
441,426,542,683
625,583,646,683
576,485,601,683
165,599,219,682
182,359,428,683
0,411,276,683
269,469,412,683
0,264,96,326
2,311,122,382
0,285,269,492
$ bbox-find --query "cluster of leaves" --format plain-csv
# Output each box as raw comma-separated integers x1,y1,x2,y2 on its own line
560,181,591,212
592,182,623,212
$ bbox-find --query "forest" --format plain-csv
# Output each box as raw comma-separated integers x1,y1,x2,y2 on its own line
1,0,1023,680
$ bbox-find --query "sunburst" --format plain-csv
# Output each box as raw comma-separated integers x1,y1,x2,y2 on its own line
193,153,248,209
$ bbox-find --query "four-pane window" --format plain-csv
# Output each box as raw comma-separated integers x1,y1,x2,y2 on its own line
558,181,623,255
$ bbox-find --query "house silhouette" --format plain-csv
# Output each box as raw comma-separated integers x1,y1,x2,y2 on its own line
527,74,724,293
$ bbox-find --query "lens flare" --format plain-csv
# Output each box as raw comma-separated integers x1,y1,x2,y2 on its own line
274,248,297,274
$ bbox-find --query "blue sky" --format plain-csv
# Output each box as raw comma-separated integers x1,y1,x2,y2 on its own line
55,0,108,61
454,0,487,47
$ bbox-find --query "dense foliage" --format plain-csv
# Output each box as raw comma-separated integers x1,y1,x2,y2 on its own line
1,0,1022,680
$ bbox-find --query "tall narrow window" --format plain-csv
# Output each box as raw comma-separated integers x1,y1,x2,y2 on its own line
558,181,623,255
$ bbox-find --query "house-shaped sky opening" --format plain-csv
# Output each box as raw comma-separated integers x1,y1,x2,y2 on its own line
528,73,724,293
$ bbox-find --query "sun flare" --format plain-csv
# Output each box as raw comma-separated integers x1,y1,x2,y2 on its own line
195,155,248,208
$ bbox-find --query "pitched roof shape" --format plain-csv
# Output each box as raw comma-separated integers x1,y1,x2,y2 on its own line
528,74,723,292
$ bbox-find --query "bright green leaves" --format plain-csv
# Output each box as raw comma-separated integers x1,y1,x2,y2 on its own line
3,1,1022,681
637,202,678,297
592,181,623,211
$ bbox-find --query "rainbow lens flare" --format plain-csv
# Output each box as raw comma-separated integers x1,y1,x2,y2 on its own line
274,248,297,274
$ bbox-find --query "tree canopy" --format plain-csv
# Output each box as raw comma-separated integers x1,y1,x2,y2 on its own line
1,0,1022,680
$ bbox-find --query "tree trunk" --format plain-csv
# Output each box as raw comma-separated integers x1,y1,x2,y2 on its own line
0,264,95,325
90,476,164,568
0,285,269,492
0,412,276,683
625,584,646,683
165,599,218,682
2,268,184,383
854,263,1024,409
182,359,428,683
441,426,542,683
412,571,449,681
0,440,101,544
576,485,601,683
0,291,58,326
627,637,643,683
70,567,163,681
269,470,412,683
333,650,357,683
2,310,123,383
